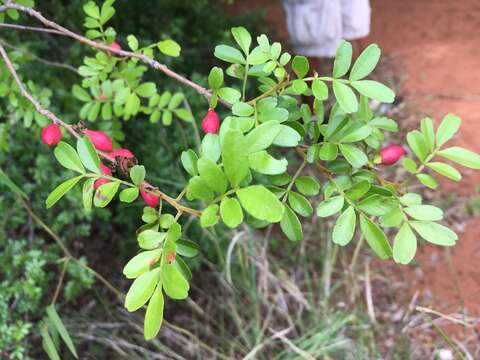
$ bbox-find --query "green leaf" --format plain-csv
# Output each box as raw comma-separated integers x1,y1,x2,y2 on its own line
236,185,284,223
295,176,320,196
420,118,435,152
416,173,438,190
54,142,85,174
218,87,242,103
333,40,352,78
317,196,344,218
400,193,422,206
232,102,254,116
82,178,95,211
220,197,244,228
214,45,245,64
344,180,370,201
357,195,398,216
402,158,418,174
319,143,338,161
222,130,249,187
245,120,281,153
144,284,164,340
407,130,428,161
311,78,328,101
349,44,381,81
339,144,368,168
332,206,356,245
208,67,224,90
288,192,313,217
46,176,83,209
370,117,398,132
201,134,221,163
176,239,199,257
231,27,252,55
436,113,461,146
46,305,78,359
197,158,227,194
162,264,189,300
72,84,91,102
248,151,287,175
333,81,358,113
83,1,100,18
158,39,181,57
125,268,160,311
138,230,166,250
125,92,140,115
404,204,443,222
41,327,60,360
292,55,309,78
359,215,392,259
339,124,372,143
181,150,198,176
393,223,417,264
350,80,395,103
123,248,161,277
186,176,214,201
426,162,461,181
280,205,303,241
136,83,157,98
200,204,219,228
273,124,301,147
437,147,480,169
130,165,146,186
127,34,139,51
94,181,120,207
410,221,457,246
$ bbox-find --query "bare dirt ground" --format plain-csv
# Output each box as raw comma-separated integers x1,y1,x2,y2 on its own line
230,0,480,338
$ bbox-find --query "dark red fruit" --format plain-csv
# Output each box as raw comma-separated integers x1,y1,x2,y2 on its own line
201,108,220,134
109,41,121,52
140,189,159,208
100,162,112,176
110,148,134,159
83,130,113,152
41,124,62,146
94,177,111,190
380,145,406,165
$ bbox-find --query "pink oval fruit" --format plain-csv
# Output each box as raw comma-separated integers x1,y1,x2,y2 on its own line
380,145,406,165
201,108,220,134
140,189,159,208
41,124,62,146
83,130,113,152
94,177,111,190
110,148,134,159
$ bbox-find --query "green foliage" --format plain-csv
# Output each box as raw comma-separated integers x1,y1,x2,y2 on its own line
2,0,480,351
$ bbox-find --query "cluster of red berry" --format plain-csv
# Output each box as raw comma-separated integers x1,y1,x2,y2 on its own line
40,124,158,207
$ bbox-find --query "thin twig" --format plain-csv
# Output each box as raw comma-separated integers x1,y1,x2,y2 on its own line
0,42,201,217
0,22,65,35
0,2,229,107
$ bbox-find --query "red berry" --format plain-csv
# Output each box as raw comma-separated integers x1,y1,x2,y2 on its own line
98,94,107,102
94,177,111,190
141,189,159,208
109,41,122,52
201,108,220,134
100,162,112,176
83,130,113,152
166,251,176,264
380,145,406,165
40,124,62,146
110,148,134,159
